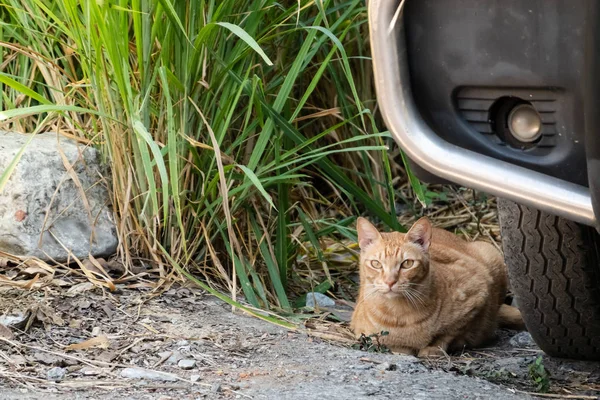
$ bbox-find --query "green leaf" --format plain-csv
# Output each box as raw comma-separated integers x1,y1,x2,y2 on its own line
0,133,36,193
216,22,273,66
0,74,52,105
250,215,290,310
237,164,277,210
156,0,192,45
0,104,110,121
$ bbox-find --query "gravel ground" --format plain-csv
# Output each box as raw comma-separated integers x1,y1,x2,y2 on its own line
0,285,598,400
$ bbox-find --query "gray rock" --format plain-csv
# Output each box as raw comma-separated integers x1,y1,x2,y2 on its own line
509,332,536,348
46,367,66,382
120,368,178,382
0,131,117,262
79,367,101,376
33,352,62,365
178,359,196,370
349,364,372,370
166,351,184,365
376,362,397,371
190,374,201,382
0,312,26,328
305,292,335,308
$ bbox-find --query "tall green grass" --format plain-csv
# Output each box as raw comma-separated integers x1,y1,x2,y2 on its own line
0,0,400,310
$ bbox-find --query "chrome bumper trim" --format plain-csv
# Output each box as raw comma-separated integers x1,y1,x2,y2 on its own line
369,0,595,226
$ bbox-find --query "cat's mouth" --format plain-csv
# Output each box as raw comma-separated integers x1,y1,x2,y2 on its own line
379,287,402,298
378,286,418,300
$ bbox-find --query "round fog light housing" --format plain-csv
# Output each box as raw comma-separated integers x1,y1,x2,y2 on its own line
508,104,542,143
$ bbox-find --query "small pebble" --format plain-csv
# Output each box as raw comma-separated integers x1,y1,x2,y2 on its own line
305,292,335,308
190,374,201,382
0,313,26,328
509,332,536,348
211,383,222,393
80,367,102,376
349,364,372,370
120,367,178,382
47,367,67,382
178,359,196,370
376,362,397,371
166,351,184,365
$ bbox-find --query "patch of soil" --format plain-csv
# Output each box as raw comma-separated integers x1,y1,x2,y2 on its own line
0,285,598,400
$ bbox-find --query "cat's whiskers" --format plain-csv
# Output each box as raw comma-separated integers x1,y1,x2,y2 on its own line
406,288,427,308
407,285,427,303
397,284,427,309
402,288,420,309
357,286,380,305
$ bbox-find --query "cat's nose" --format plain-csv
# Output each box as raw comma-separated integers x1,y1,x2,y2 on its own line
385,280,397,289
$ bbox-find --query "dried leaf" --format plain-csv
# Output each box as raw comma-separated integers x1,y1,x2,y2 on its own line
23,274,40,289
0,252,17,267
0,323,14,340
66,282,94,295
77,258,116,291
0,274,42,290
82,259,103,275
105,259,125,274
51,279,72,287
65,335,110,351
22,266,51,276
22,259,54,273
33,304,65,327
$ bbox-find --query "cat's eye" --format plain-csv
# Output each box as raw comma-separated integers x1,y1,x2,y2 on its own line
401,259,415,269
369,260,382,269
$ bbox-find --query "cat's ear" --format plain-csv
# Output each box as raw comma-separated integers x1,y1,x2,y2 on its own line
357,217,382,250
406,217,432,251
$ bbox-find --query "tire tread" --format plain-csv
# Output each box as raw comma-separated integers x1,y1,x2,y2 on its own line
498,199,600,359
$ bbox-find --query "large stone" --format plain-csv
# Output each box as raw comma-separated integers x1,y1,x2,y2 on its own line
0,131,117,262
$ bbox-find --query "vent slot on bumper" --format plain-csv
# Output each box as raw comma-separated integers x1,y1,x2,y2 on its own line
457,87,560,152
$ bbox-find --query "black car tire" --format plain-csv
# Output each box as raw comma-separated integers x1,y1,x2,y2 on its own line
497,198,600,360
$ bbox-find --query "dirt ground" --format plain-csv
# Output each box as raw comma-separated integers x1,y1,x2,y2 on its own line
0,284,599,400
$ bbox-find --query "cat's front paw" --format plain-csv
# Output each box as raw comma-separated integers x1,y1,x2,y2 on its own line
417,346,446,358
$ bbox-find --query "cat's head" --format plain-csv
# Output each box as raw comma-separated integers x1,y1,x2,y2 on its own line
356,217,432,300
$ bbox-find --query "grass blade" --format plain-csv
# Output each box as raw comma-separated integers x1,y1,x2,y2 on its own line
216,22,273,66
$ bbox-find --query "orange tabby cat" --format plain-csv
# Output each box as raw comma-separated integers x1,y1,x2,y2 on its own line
351,216,524,357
